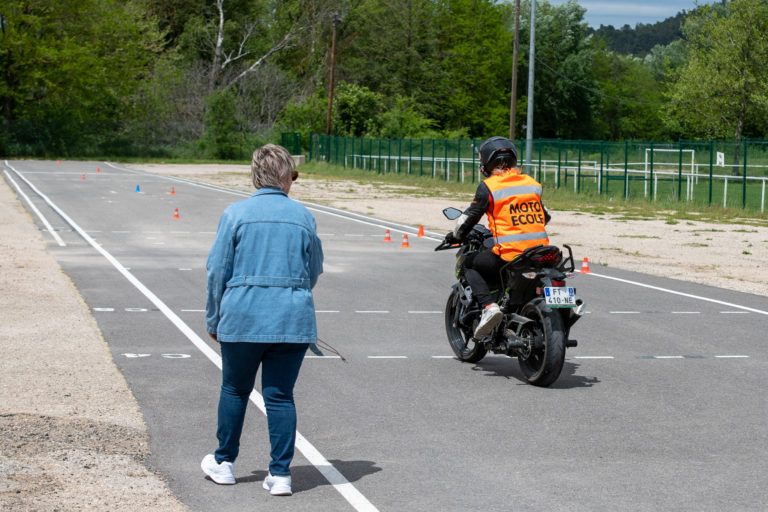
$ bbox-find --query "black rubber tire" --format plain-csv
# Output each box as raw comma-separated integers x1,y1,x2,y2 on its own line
517,300,566,387
445,290,487,363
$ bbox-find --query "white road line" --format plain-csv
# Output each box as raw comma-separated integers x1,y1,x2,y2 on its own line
720,311,749,314
178,268,193,271
92,308,115,312
573,356,615,359
4,167,66,246
585,272,768,315
715,355,750,358
16,166,379,512
368,356,407,359
431,355,455,359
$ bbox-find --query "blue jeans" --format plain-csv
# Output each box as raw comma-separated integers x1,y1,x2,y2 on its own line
215,342,308,476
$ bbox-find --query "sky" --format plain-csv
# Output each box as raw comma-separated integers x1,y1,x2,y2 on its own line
547,1,721,28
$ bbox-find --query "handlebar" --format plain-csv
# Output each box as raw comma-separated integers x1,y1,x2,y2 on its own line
434,233,460,251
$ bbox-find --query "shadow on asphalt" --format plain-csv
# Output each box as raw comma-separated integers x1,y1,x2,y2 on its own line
471,358,600,389
239,459,382,493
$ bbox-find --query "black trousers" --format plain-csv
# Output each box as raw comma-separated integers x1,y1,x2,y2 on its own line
464,248,506,308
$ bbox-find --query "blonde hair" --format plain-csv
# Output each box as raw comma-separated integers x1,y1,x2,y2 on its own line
250,144,295,189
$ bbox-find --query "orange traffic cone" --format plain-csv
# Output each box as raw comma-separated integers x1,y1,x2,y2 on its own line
173,208,180,219
96,167,100,173
417,225,425,237
383,229,392,242
57,160,60,164
581,257,591,273
81,173,86,181
400,234,410,248
170,186,175,195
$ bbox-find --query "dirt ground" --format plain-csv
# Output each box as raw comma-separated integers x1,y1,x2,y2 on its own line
1,162,766,511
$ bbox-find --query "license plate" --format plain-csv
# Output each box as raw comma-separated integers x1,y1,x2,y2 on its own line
543,286,576,308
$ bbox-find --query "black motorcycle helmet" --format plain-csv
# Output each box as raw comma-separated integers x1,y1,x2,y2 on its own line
478,136,518,177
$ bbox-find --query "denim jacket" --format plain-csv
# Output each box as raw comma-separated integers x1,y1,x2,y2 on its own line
206,188,324,343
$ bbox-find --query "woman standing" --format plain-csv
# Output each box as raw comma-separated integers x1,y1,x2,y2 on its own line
201,144,323,496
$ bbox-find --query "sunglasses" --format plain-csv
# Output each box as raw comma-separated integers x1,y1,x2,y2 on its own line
291,170,299,182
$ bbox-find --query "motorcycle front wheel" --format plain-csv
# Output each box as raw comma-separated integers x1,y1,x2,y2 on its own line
445,290,487,363
517,299,566,387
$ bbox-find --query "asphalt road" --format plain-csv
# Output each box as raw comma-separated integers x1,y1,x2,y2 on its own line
5,160,768,512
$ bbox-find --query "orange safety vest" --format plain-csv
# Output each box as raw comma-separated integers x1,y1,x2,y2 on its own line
483,169,549,261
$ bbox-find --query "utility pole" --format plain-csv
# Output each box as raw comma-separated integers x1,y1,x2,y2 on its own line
509,0,521,140
524,0,536,174
325,14,340,136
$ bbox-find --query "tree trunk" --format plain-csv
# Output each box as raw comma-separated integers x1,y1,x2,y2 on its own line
209,0,225,93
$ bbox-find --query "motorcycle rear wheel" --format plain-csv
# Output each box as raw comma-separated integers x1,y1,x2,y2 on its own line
445,291,487,363
517,300,566,387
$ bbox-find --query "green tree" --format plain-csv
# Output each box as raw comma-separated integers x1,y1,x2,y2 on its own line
0,0,162,123
0,0,163,154
664,0,768,170
591,50,665,140
333,82,383,137
203,87,243,158
520,0,597,139
341,0,441,121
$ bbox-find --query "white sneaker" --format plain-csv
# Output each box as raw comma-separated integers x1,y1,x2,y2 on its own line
263,472,292,496
474,303,502,337
201,454,235,485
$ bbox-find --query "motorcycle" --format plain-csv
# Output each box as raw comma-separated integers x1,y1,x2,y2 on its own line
435,207,586,387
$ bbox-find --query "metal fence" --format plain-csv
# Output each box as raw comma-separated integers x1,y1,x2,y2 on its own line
304,134,768,212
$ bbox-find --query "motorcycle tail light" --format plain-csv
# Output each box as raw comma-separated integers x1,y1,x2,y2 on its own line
522,272,537,279
552,279,565,287
537,248,560,263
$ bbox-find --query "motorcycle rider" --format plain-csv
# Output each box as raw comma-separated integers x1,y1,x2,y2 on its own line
450,136,550,338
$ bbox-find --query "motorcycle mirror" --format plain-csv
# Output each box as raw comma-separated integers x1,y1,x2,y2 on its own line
443,207,462,220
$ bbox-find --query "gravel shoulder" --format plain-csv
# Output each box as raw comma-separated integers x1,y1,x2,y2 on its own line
2,162,766,511
0,177,185,511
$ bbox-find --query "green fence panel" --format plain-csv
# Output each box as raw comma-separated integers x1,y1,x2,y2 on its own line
304,133,768,212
